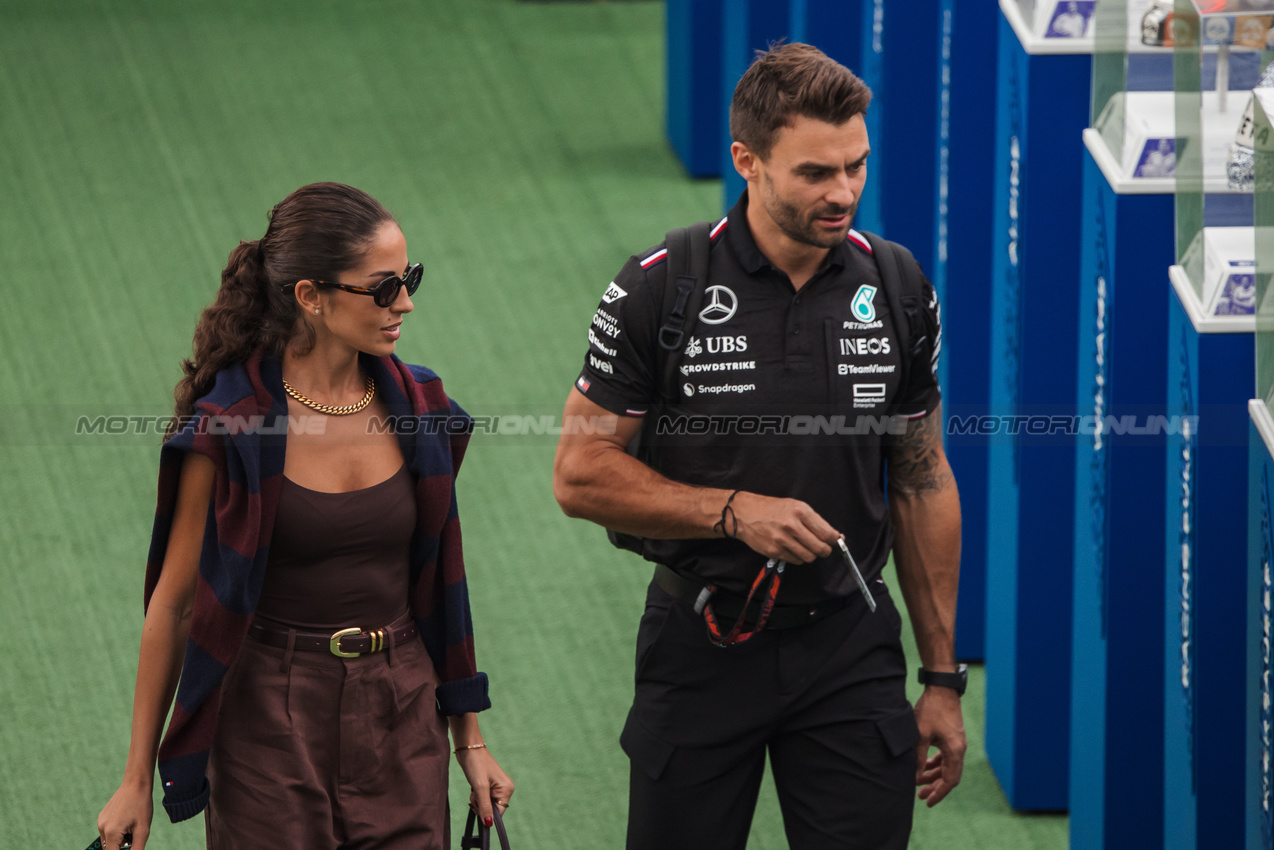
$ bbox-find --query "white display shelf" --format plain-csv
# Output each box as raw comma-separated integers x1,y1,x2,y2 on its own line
1085,127,1175,192
1170,262,1257,333
1086,88,1241,191
1002,0,1096,54
1251,397,1274,458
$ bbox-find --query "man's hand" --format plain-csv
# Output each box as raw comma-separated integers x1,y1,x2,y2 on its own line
913,686,966,806
553,389,842,558
729,491,840,564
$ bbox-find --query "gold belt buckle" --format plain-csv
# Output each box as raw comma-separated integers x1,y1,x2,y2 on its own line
330,627,363,658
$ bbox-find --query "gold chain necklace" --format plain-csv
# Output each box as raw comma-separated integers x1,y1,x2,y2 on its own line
282,375,376,415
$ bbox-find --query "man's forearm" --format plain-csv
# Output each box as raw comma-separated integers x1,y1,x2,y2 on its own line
554,390,842,563
555,439,734,539
889,471,961,671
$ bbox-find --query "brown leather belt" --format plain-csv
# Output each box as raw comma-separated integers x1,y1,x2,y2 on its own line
248,619,417,658
653,564,851,631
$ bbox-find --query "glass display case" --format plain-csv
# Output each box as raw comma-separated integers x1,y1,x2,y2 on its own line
1089,0,1177,186
1173,0,1272,313
1255,86,1274,414
1244,83,1274,850
1160,75,1263,850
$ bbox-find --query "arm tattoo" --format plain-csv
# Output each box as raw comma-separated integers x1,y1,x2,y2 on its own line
888,403,952,496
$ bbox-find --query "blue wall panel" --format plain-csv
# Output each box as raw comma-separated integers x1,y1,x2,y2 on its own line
721,0,794,207
985,13,1088,812
1071,152,1173,850
1246,413,1274,850
940,0,997,662
1164,303,1253,850
666,0,725,178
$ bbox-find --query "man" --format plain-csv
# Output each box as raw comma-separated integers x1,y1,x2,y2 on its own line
553,43,964,849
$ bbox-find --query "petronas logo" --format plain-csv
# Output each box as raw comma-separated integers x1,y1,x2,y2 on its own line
851,285,878,322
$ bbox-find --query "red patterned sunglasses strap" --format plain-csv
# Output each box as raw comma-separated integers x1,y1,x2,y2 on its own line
703,558,785,647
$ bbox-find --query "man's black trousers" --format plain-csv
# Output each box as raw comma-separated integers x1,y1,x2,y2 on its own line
621,578,919,850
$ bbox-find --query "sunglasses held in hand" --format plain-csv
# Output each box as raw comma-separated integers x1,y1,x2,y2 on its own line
86,838,131,850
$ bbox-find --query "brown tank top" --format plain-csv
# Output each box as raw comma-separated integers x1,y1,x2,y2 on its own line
255,464,416,631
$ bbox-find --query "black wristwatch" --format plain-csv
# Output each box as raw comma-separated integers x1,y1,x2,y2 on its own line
917,664,968,696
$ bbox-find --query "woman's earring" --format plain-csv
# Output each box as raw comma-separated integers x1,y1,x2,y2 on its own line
315,308,320,314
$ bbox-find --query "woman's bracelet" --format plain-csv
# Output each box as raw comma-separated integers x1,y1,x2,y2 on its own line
454,743,488,754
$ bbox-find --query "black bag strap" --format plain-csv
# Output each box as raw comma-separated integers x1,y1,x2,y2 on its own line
861,231,924,400
653,219,714,403
461,806,511,850
604,219,715,555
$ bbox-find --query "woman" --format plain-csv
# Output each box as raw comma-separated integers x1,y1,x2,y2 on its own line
97,182,512,849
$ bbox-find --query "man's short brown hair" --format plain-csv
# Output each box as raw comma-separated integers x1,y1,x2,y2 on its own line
729,42,872,161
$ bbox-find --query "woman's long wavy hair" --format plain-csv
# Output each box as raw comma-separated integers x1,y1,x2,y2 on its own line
168,182,394,438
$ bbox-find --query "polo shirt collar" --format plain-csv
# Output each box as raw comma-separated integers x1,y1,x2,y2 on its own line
725,189,851,279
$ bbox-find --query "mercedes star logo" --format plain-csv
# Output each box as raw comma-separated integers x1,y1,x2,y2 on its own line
698,285,738,325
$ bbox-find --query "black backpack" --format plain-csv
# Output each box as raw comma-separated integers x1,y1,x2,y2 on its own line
605,223,929,555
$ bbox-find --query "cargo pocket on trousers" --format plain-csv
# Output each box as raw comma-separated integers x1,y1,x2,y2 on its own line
876,706,921,758
620,712,675,781
634,597,673,682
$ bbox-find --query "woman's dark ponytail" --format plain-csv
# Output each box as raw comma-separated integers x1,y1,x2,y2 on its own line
167,183,394,439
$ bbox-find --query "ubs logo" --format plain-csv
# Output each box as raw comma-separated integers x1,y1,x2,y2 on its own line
707,335,747,354
698,286,738,325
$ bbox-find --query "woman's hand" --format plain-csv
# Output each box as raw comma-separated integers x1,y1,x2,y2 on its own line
97,778,152,850
97,452,212,850
454,746,515,828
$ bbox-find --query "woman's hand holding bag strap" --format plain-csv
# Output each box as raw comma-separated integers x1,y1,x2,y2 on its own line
461,802,510,850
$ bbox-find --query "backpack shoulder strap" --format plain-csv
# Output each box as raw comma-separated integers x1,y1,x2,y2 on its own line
861,231,924,394
606,220,713,555
653,219,714,403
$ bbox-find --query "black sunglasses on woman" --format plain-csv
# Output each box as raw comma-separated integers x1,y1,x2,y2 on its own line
286,262,423,308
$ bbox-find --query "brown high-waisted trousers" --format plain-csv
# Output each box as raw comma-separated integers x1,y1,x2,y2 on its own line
205,625,450,849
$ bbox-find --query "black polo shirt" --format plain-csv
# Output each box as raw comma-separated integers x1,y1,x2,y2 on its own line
575,192,941,604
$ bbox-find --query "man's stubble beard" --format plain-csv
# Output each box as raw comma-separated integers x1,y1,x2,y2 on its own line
759,173,856,250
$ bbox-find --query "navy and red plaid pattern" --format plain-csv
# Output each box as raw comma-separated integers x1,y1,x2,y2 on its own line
142,348,487,823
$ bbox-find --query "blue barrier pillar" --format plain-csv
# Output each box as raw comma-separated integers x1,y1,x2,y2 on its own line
1165,273,1253,850
874,1,941,276
940,0,998,662
1070,140,1174,850
788,0,862,71
1247,400,1274,850
666,0,725,178
985,5,1089,812
721,0,794,207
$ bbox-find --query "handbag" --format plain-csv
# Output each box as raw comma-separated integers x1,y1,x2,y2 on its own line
84,839,130,850
460,806,511,850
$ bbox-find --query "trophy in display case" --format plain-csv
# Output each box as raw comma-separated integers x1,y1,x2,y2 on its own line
1172,0,1272,320
1089,0,1178,182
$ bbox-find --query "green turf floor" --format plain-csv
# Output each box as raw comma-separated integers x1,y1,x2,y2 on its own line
0,1,1067,846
